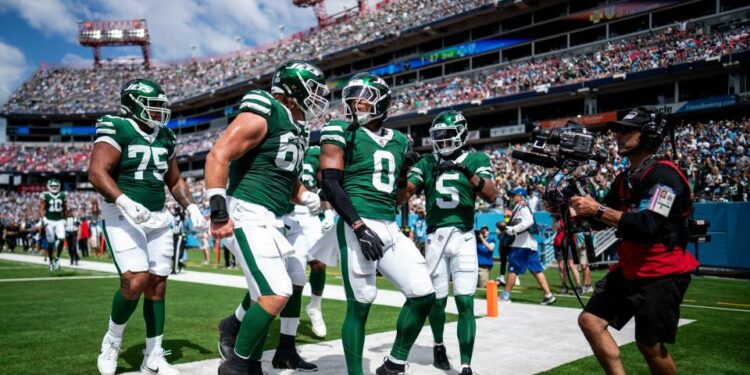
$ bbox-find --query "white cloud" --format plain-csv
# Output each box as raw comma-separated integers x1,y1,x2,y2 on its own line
60,53,92,67
0,40,31,105
0,0,79,41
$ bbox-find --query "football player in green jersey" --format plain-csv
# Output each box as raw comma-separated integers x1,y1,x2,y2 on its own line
316,72,435,375
89,79,207,375
406,110,498,375
40,178,67,271
217,145,334,371
206,60,328,375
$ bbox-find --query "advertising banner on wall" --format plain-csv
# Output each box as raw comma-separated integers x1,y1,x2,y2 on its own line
539,111,618,128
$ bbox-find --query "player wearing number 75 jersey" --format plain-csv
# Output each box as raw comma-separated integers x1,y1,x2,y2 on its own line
314,72,435,375
206,60,328,375
406,110,497,375
89,78,207,375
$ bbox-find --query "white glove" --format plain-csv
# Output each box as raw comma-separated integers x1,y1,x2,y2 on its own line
115,195,151,224
321,209,336,233
301,191,321,215
186,204,208,231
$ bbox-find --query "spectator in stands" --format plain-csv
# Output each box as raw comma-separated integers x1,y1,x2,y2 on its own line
496,187,555,305
476,226,495,287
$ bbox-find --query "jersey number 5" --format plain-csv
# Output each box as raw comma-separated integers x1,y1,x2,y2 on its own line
436,173,460,209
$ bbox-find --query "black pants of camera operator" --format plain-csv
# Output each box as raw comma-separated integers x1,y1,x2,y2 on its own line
172,234,186,274
223,245,235,268
65,231,79,264
78,238,89,257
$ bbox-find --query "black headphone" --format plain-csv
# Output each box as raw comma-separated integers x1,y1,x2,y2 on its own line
638,107,667,150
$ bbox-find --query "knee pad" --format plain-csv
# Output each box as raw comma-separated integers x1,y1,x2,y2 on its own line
406,279,435,299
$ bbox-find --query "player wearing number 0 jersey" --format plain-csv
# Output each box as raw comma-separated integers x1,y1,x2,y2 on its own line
407,110,497,375
313,72,435,375
40,179,67,269
90,79,207,375
206,60,329,375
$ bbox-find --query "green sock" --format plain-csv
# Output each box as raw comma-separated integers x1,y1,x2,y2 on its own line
235,304,275,358
249,325,269,361
455,294,476,364
110,290,139,325
390,293,436,361
143,299,165,338
342,299,372,375
428,297,448,344
309,267,326,294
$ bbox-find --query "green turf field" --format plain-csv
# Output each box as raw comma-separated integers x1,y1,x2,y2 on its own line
5,247,750,374
0,258,455,375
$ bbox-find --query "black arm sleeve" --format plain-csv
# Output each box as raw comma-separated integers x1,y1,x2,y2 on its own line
617,165,688,239
321,168,362,227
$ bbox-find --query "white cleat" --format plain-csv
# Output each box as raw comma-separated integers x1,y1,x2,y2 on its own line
97,333,121,375
306,304,327,338
141,348,179,375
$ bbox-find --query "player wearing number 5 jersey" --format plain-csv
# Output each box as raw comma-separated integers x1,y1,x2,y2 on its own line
89,79,207,375
407,111,497,375
315,73,435,375
206,61,328,375
40,178,67,271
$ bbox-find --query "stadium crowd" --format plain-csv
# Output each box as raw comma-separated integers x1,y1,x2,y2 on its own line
1,120,747,235
2,0,496,114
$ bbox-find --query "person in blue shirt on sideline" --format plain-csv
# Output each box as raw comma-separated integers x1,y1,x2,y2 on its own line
476,226,495,287
411,208,428,254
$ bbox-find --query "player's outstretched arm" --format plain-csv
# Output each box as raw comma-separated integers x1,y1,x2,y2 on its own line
88,142,125,203
205,112,268,238
474,174,498,203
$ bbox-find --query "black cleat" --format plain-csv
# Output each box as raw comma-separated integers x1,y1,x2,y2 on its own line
248,359,265,375
218,314,240,360
459,366,475,375
433,344,451,370
218,353,249,375
271,346,318,372
376,358,406,375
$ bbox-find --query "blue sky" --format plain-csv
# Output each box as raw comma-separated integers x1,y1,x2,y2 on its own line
0,0,375,105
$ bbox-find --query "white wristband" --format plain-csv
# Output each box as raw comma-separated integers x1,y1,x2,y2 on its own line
115,194,134,207
206,188,226,199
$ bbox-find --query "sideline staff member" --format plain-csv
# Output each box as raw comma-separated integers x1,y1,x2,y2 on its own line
571,107,698,375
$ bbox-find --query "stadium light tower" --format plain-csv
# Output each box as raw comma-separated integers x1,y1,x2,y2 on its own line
292,0,368,28
78,19,151,69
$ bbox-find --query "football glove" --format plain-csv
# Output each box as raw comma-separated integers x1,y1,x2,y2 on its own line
186,204,208,232
115,194,151,224
402,150,420,170
321,209,336,233
354,224,384,261
301,191,322,215
437,160,475,179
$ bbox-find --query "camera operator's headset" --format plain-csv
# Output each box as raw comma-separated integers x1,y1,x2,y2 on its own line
638,107,668,151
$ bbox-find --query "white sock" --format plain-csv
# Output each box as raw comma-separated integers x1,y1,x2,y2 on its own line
309,295,322,310
145,334,163,355
388,356,406,365
107,318,126,339
234,304,246,321
280,317,299,336
434,342,444,347
545,293,553,298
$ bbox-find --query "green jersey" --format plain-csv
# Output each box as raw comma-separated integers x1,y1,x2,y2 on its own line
301,146,321,190
41,191,66,221
407,151,494,232
320,120,410,220
94,115,176,212
227,90,307,217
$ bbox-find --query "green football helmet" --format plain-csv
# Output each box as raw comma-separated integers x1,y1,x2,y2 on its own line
342,72,391,125
47,178,61,194
271,60,329,121
120,78,171,129
430,110,469,157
